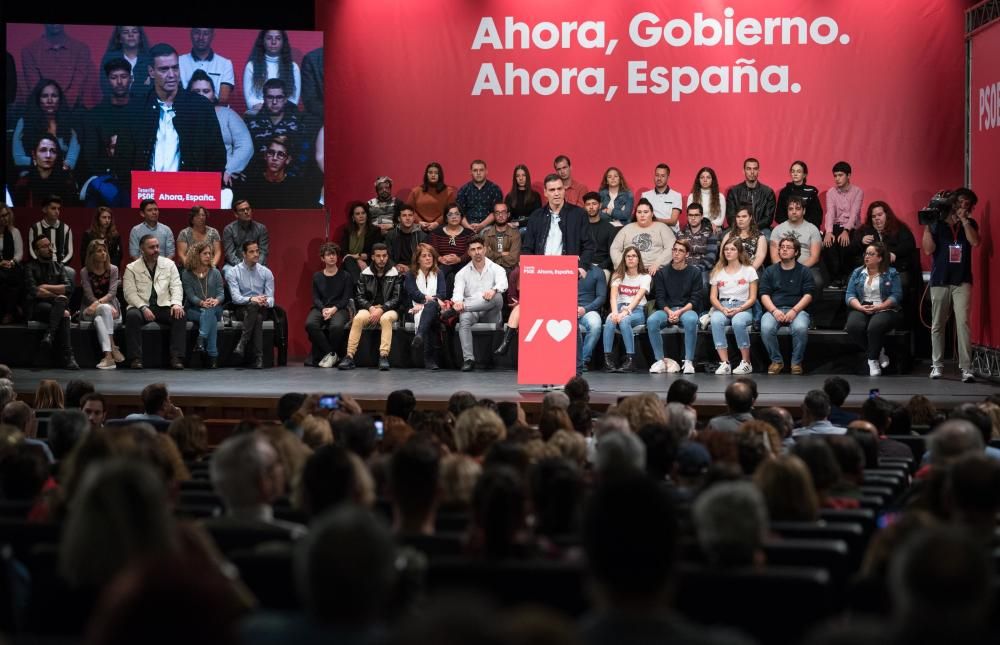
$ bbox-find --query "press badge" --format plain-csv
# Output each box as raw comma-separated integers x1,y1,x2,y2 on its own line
949,244,962,263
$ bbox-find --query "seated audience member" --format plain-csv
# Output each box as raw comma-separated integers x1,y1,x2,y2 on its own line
187,69,251,188
389,437,441,536
429,203,473,286
167,416,210,462
0,206,23,323
481,202,521,273
452,236,507,372
721,203,768,277
853,201,919,291
529,457,585,540
27,194,75,282
384,204,428,273
122,235,186,370
793,390,846,437
13,135,80,207
34,378,64,408
580,473,753,645
385,389,417,423
339,243,402,372
80,207,123,269
845,241,903,376
80,392,108,430
827,434,867,497
456,160,504,233
2,401,54,463
182,241,225,368
575,264,608,372
677,202,719,283
775,160,823,229
306,242,352,368
233,136,317,209
466,465,533,558
725,157,776,236
80,239,124,369
707,382,756,433
823,376,859,427
244,78,304,158
492,266,520,356
207,432,306,537
25,235,79,369
241,507,395,644
598,166,635,226
502,163,541,226
608,198,675,273
687,166,727,230
341,201,383,284
125,383,182,424
521,173,595,269
222,200,269,276
647,239,704,375
770,196,825,291
295,444,374,518
242,29,301,113
13,79,80,172
176,205,223,267
792,437,860,509
641,163,684,231
583,191,618,279
693,481,769,568
708,238,757,374
408,162,456,231
80,58,132,207
127,199,175,261
822,161,864,287
753,454,819,522
64,378,94,408
667,379,699,407
226,241,275,369
759,236,815,375
47,409,88,462
405,243,448,371
368,175,405,233
179,28,236,103
602,247,650,373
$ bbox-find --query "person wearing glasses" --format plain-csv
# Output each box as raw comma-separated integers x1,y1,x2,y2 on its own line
233,136,316,209
244,78,305,171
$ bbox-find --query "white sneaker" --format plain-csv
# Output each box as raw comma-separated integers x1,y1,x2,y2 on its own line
962,369,976,383
929,365,943,379
868,359,881,377
714,362,732,375
879,349,890,370
699,313,711,330
318,352,337,368
682,360,696,374
96,356,116,370
649,359,667,374
733,361,753,375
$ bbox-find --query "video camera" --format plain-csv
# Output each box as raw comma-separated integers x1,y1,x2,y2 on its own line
918,190,956,226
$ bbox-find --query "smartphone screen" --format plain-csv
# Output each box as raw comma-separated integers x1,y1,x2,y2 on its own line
374,420,384,439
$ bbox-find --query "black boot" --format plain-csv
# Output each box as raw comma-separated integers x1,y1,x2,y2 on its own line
619,354,634,372
494,326,516,355
194,335,206,354
40,331,54,350
233,337,247,362
63,348,80,370
604,353,619,373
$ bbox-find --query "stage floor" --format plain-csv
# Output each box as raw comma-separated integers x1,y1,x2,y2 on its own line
9,363,998,410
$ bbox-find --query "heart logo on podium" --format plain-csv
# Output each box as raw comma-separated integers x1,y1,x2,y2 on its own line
545,319,572,342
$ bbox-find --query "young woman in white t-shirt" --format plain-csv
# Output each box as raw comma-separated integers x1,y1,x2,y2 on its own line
687,167,726,229
708,238,758,374
602,246,650,372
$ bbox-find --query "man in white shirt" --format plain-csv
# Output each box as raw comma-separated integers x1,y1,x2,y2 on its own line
122,234,186,369
452,236,507,372
640,163,683,232
178,28,235,104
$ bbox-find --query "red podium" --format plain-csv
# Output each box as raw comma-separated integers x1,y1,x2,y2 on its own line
517,256,579,386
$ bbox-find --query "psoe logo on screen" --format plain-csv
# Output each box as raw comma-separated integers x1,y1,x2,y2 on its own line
522,266,536,275
136,187,155,201
981,80,1000,132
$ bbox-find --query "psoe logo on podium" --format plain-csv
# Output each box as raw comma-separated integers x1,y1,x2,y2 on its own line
517,255,579,385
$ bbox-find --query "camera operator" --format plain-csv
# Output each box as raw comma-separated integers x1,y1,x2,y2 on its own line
921,188,980,382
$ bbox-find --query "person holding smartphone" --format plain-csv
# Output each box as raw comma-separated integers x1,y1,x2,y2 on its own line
844,241,903,376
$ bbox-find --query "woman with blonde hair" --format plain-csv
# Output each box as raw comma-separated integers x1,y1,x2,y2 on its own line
404,242,449,370
753,455,819,522
708,237,757,375
602,246,650,372
80,239,124,369
181,241,225,368
34,379,64,409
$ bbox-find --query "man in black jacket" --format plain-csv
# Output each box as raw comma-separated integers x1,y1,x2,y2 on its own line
384,205,427,273
725,157,776,237
339,243,401,371
113,43,225,197
522,174,595,276
25,236,78,369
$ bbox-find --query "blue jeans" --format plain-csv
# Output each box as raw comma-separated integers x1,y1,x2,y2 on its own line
187,305,223,356
577,311,602,367
760,307,810,366
602,305,646,354
711,300,753,349
647,309,699,362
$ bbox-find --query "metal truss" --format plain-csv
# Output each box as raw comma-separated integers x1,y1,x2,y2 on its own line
967,0,1000,36
972,344,1000,382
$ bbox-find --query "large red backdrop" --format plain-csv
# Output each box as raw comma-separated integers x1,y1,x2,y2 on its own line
969,17,1000,348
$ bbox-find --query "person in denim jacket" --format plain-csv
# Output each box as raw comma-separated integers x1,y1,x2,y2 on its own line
598,166,635,226
844,241,903,376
